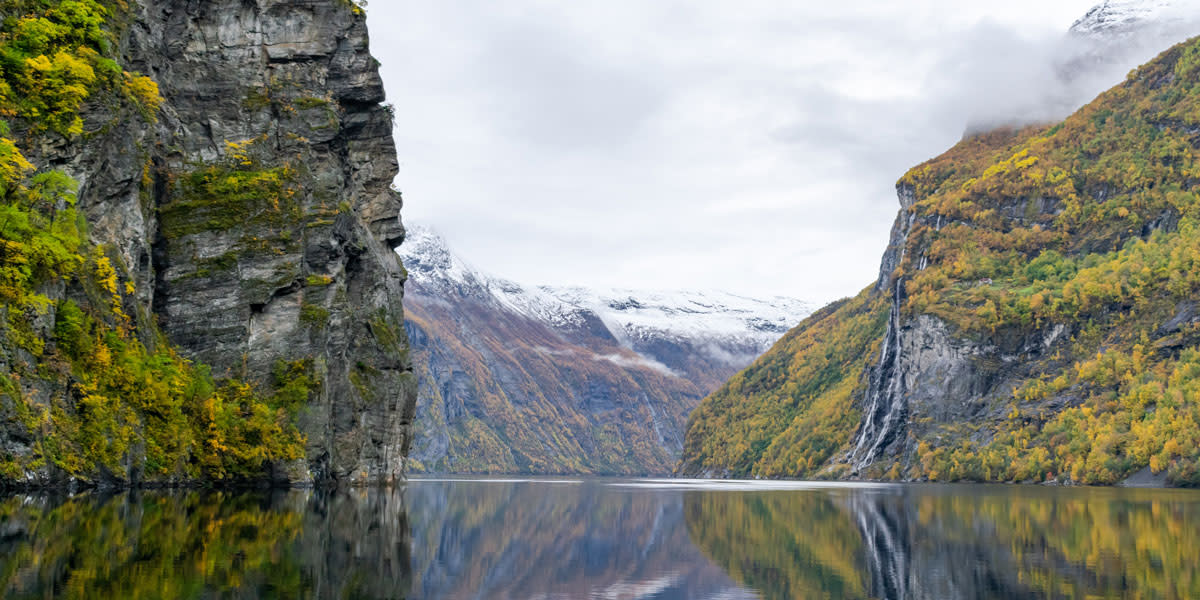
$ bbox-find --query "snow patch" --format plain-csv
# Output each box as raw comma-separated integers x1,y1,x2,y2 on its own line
1070,0,1200,38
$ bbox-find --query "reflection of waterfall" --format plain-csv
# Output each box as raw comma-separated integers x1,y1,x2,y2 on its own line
686,484,1200,600
842,489,1061,600
848,492,913,600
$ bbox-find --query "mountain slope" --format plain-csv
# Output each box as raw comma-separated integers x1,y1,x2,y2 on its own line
680,33,1200,486
399,227,812,474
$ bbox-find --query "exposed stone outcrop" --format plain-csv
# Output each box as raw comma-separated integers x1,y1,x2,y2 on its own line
2,0,414,486
850,185,1071,471
142,0,414,485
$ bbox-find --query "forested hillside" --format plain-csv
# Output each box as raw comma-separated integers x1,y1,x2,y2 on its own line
680,35,1200,486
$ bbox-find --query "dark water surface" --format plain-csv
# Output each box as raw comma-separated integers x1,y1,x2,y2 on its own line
2,479,1199,599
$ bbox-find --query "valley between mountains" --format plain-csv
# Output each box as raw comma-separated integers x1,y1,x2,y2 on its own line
2,0,1200,491
400,0,1200,487
398,227,812,474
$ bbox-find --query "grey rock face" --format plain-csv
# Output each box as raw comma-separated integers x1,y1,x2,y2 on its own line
149,0,413,485
852,184,1072,472
12,0,414,486
148,0,414,484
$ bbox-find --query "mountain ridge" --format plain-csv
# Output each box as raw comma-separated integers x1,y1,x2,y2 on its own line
398,226,813,474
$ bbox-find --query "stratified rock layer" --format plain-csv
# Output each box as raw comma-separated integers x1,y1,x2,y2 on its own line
144,0,414,485
2,0,414,486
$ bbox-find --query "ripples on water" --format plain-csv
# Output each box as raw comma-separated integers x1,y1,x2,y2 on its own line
1,479,1198,599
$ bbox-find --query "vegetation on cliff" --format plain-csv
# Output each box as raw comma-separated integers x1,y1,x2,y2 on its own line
680,35,1200,485
901,36,1200,486
678,291,888,477
405,299,698,475
0,0,307,486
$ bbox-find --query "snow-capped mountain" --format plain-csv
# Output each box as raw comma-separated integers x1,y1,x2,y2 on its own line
400,225,814,369
1062,1,1200,86
1070,0,1199,39
396,225,815,475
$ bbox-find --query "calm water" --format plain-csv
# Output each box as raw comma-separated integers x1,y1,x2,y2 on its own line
2,479,1199,599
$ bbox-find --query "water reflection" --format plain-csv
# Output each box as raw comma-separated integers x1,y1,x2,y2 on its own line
686,484,1200,600
0,488,411,599
407,478,752,599
2,481,1198,599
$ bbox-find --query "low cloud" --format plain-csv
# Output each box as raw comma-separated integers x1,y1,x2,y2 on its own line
700,342,761,368
593,352,678,377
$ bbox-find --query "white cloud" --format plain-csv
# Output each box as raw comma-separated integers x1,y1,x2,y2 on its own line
370,0,1185,305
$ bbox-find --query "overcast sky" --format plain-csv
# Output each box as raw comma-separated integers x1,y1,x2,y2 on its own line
367,1,1129,304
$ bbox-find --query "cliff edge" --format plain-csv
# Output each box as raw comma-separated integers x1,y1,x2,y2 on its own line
0,0,414,488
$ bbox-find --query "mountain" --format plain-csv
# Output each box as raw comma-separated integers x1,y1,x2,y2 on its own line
0,0,413,488
679,29,1200,485
1069,0,1197,38
399,227,813,474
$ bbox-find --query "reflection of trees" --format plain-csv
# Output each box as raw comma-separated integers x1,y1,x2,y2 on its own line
685,486,1200,600
896,487,1200,599
684,491,870,599
0,489,411,599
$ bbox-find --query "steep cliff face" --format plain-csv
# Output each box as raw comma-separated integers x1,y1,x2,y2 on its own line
0,0,413,487
141,0,414,485
681,33,1200,485
399,227,811,474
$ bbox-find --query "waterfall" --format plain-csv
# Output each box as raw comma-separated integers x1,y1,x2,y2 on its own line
849,280,908,471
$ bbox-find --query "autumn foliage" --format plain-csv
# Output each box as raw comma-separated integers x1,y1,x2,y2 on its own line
682,35,1200,485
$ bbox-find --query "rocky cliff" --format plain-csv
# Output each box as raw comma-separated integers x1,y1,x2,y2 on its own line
0,0,413,488
399,227,812,474
680,30,1200,485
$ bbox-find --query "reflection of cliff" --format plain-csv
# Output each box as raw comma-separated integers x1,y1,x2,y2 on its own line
686,486,1200,600
0,490,411,599
406,480,750,599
